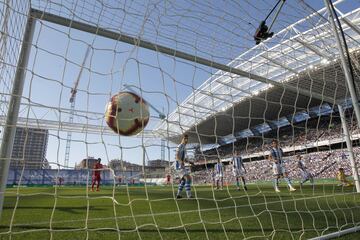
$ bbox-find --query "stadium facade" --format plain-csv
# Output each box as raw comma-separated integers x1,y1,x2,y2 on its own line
75,157,101,169
147,159,171,167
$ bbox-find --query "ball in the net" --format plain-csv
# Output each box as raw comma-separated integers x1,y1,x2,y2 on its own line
105,92,149,136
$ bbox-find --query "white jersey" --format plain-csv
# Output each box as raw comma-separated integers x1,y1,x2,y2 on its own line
232,156,246,177
233,156,244,169
215,162,223,175
174,143,189,177
176,143,186,162
215,162,224,179
270,147,286,175
298,160,312,179
270,147,284,164
298,160,307,172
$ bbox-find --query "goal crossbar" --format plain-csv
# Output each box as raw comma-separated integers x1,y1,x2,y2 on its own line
29,8,336,105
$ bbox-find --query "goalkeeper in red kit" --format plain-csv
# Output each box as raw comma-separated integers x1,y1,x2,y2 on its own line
91,158,103,191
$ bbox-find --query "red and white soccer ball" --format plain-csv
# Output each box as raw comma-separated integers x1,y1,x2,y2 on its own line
105,92,150,136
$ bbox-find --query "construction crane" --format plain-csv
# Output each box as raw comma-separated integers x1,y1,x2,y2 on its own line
64,46,91,168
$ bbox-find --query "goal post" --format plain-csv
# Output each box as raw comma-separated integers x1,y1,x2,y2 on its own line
1,1,360,239
0,10,35,220
324,0,360,192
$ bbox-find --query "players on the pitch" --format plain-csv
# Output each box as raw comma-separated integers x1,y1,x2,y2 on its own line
211,169,216,187
336,168,353,187
232,150,248,191
91,158,103,191
296,154,314,186
269,139,296,193
215,158,224,190
166,174,171,185
175,134,193,199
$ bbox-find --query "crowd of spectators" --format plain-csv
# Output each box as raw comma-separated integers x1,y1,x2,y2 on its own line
196,114,359,161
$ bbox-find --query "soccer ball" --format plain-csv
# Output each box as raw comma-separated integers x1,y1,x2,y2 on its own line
105,91,150,136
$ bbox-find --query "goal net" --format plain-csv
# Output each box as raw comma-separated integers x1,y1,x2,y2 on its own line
1,0,360,239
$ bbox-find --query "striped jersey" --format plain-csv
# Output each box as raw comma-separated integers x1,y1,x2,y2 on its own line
270,147,283,164
233,156,244,170
176,143,186,169
297,160,306,172
215,162,224,174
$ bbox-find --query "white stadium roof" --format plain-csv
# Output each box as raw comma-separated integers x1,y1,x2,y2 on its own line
155,3,360,144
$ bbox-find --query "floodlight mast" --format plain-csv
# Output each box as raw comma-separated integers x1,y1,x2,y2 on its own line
64,46,91,168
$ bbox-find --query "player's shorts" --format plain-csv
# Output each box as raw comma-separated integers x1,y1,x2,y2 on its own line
92,175,101,181
232,168,245,177
301,171,313,180
215,174,223,180
272,163,286,176
175,167,190,178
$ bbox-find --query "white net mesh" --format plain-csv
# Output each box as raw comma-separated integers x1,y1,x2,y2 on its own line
1,0,360,239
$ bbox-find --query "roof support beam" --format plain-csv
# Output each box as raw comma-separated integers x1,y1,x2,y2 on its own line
333,6,360,36
261,55,299,74
174,110,198,119
295,38,331,60
340,17,360,35
188,102,215,112
217,80,252,97
31,8,336,106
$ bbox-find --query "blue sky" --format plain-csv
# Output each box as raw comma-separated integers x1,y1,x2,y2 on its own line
23,16,212,168
18,0,356,168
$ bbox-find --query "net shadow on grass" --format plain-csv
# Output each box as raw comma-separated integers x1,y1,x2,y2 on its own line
0,225,305,233
3,206,106,213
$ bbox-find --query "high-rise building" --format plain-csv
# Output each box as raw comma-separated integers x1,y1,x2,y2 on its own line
10,127,49,169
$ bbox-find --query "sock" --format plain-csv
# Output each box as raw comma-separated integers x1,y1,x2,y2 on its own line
284,177,292,186
274,178,279,188
177,178,185,196
185,179,191,197
241,177,246,186
236,178,240,188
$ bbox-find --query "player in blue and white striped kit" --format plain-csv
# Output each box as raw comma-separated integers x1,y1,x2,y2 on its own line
269,139,296,193
175,134,192,199
232,150,248,191
215,158,224,190
297,154,314,186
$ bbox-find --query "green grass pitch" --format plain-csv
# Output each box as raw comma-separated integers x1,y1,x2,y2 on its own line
1,183,360,240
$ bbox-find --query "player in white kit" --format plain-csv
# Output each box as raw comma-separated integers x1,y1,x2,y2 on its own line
269,139,296,193
215,158,224,190
175,135,193,199
232,150,248,191
296,154,314,186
